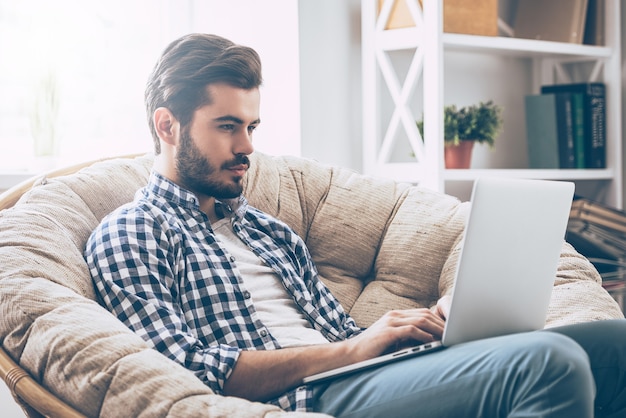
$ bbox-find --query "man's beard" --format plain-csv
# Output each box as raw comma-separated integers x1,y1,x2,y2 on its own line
175,129,250,199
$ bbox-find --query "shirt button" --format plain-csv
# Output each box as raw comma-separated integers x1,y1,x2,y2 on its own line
230,256,236,262
260,329,268,338
243,291,251,299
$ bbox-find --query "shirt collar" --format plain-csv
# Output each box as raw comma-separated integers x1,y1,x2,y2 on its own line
146,170,248,221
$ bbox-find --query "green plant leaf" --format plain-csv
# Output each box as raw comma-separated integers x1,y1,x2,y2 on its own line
416,100,503,148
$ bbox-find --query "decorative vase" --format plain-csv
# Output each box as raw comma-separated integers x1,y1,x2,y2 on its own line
444,140,475,169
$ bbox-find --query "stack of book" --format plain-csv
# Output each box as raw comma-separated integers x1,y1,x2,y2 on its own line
524,82,606,169
567,196,626,293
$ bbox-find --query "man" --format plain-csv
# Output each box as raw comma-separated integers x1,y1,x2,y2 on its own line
85,33,626,417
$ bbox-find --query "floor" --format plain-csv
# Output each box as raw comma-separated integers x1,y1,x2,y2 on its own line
1,382,27,418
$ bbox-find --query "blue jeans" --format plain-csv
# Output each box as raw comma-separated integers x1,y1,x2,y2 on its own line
312,320,626,418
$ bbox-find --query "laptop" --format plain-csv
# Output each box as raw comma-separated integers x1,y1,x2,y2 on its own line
302,177,575,385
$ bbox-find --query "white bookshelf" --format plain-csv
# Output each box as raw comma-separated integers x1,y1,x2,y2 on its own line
362,0,623,207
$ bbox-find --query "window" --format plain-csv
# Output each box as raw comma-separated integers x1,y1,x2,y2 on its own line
0,0,183,171
0,0,302,175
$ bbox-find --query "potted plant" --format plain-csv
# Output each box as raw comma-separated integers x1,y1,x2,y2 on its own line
417,100,503,168
30,70,61,171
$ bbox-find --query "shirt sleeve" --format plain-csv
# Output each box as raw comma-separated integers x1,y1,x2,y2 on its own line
84,206,240,394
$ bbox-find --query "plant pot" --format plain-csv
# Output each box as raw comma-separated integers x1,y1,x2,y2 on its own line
444,141,475,169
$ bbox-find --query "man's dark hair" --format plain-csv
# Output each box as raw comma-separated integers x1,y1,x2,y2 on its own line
145,33,263,154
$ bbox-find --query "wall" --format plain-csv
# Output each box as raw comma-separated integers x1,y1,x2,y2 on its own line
189,0,302,157
298,0,363,170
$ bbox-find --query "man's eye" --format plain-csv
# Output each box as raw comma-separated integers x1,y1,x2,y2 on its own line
220,124,235,131
248,125,257,133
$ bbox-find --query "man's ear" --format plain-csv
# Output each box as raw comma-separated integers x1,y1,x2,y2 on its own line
153,107,179,146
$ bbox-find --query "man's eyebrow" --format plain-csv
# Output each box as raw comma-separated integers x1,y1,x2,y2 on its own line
214,115,244,124
214,115,261,125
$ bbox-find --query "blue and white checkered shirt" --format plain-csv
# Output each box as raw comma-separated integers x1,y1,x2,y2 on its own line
85,171,361,411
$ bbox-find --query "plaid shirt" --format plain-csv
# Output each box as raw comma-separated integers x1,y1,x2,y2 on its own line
85,171,361,412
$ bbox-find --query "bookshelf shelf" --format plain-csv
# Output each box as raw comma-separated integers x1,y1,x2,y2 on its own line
444,168,615,182
348,165,615,184
379,29,613,59
362,0,622,207
444,34,613,58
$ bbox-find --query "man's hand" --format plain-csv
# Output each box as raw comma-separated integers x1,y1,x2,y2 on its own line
344,306,445,363
435,294,452,320
224,296,453,401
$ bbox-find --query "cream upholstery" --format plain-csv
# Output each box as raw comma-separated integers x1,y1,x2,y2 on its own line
0,153,623,417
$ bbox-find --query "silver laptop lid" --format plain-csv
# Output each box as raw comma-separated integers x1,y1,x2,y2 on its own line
442,177,575,346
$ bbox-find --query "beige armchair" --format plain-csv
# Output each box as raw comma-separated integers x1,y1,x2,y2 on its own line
0,153,622,417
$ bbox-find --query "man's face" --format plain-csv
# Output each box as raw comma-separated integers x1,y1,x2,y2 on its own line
175,83,260,199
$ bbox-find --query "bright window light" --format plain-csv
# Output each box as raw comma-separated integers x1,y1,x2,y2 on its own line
0,0,302,174
0,0,180,172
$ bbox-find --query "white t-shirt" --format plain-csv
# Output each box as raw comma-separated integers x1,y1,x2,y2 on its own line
212,218,329,348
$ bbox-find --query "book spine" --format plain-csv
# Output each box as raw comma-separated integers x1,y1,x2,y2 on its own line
524,94,560,169
554,93,576,168
571,93,586,168
583,0,605,46
570,211,626,234
570,198,626,233
587,83,606,168
540,83,607,168
566,222,626,260
572,198,626,226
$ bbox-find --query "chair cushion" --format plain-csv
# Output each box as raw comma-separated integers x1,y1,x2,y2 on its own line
0,152,623,417
243,152,624,327
0,154,321,417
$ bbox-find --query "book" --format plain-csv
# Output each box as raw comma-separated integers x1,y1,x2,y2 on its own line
570,196,626,234
524,93,583,169
583,0,605,46
524,94,559,169
541,83,606,168
571,93,587,169
514,0,589,44
567,220,625,261
568,219,626,254
566,218,626,290
554,93,576,169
